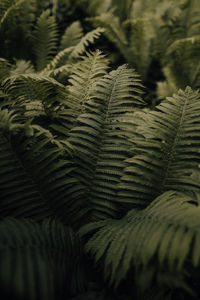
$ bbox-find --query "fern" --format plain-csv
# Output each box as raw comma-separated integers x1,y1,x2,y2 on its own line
68,64,145,220
88,13,129,62
80,191,200,289
0,109,85,225
50,50,109,138
158,35,200,98
0,217,79,299
118,87,200,211
59,20,83,51
2,73,67,118
33,9,58,71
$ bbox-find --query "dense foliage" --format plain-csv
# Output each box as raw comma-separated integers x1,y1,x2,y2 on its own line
1,0,200,299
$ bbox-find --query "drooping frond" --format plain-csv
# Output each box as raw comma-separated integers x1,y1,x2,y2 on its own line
68,65,145,220
80,190,200,288
59,20,83,51
33,9,58,71
118,87,200,211
0,217,78,300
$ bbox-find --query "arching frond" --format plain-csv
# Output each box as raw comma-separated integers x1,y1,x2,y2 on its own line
88,13,128,61
118,87,200,211
0,0,25,28
44,28,104,73
51,50,109,138
69,28,105,59
2,73,67,118
80,190,200,288
0,217,78,300
59,20,83,51
69,65,145,220
33,9,58,71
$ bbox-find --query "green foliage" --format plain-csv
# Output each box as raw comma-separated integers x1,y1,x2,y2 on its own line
2,1,200,300
0,217,80,300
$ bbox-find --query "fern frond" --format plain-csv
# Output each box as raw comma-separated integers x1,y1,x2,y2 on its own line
0,110,51,219
10,59,35,75
44,28,104,73
0,0,25,28
0,58,11,81
51,50,109,138
0,109,85,225
0,217,78,300
123,18,155,79
59,20,83,51
118,87,200,211
33,9,58,71
88,13,129,61
69,65,145,220
69,27,105,59
161,35,200,91
3,73,66,117
80,190,200,288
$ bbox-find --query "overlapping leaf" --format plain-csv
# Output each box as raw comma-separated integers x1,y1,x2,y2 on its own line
118,87,200,211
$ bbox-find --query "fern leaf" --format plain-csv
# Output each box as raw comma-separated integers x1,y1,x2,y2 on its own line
80,190,200,288
2,73,66,118
162,35,200,90
118,87,200,211
69,65,145,220
69,27,105,59
33,9,58,71
0,109,84,225
59,20,83,51
0,217,78,300
51,50,109,138
0,0,25,28
44,28,104,72
88,13,129,61
0,57,11,81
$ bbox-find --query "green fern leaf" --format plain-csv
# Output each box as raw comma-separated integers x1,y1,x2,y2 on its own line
69,64,145,220
88,13,128,61
59,20,83,51
33,9,58,71
118,87,200,211
51,50,109,138
3,73,66,118
80,190,200,288
0,109,84,225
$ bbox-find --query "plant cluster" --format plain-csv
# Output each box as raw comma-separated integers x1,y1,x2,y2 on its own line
1,1,200,300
